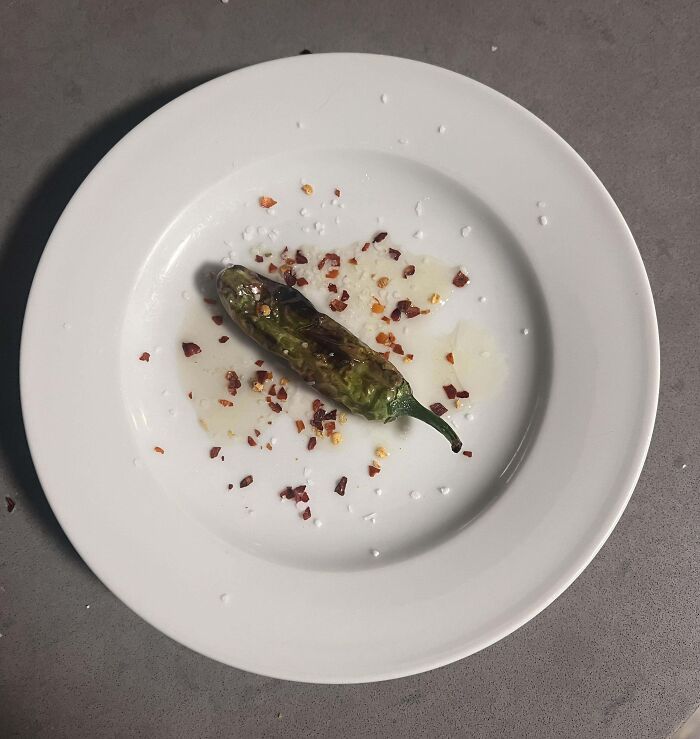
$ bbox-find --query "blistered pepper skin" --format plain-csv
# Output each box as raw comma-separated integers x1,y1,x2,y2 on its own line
217,265,462,452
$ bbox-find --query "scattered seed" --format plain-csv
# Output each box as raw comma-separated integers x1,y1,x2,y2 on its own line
331,432,343,445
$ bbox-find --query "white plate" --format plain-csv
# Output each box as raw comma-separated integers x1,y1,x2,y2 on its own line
21,54,659,683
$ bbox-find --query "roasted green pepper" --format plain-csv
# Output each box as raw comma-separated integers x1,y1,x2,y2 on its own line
217,265,462,452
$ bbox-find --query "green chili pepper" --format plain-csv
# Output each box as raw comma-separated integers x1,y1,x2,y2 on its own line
217,265,462,452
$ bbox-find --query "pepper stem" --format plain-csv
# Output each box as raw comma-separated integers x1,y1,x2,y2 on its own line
403,397,463,453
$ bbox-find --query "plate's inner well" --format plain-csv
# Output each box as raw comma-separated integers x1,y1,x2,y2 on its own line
122,149,550,571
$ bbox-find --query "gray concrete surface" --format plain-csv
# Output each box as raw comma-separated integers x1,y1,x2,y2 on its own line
1,1,699,737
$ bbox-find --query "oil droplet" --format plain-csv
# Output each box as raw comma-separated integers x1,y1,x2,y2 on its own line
538,215,548,226
521,328,530,336
363,513,377,523
220,593,231,605
370,549,381,558
347,505,354,513
161,389,169,397
296,121,304,129
466,412,476,421
314,519,323,528
168,408,177,417
380,93,388,104
438,124,447,134
478,296,487,303
199,399,210,408
413,230,424,239
398,138,409,145
375,488,383,496
410,490,422,500
491,44,498,52
461,226,472,238
182,291,191,300
415,201,424,216
62,322,72,330
439,486,450,495
133,458,142,468
537,200,546,208
300,207,310,217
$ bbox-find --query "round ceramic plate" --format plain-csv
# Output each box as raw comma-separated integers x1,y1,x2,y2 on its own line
21,54,658,683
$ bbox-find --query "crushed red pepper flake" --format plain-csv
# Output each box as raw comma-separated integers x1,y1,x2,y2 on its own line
268,263,278,273
393,343,404,355
312,399,323,412
254,359,265,367
212,315,224,325
373,232,388,243
430,403,448,417
228,484,234,490
259,196,277,208
295,420,305,433
187,391,193,399
203,297,217,305
329,299,347,312
372,301,385,314
325,268,340,279
443,384,457,400
182,342,201,357
388,247,401,260
453,270,469,288
368,465,381,477
334,188,341,197
283,270,297,287
254,429,261,437
334,476,348,496
153,446,165,454
247,436,257,447
302,506,311,521
348,257,358,265
255,370,272,384
361,242,370,252
226,370,242,396
328,283,338,293
240,475,254,488
405,306,421,319
324,409,337,420
266,442,273,450
405,353,414,362
280,486,294,499
254,255,264,263
268,384,277,397
6,496,16,513
296,277,309,287
317,252,341,270
324,421,336,434
403,265,416,279
210,446,221,459
390,307,401,321
277,386,288,401
295,249,308,264
307,437,317,451
268,401,283,413
219,336,229,343
463,450,473,458
339,289,350,302
139,352,150,362
218,399,234,407
445,352,455,365
381,351,390,360
456,390,470,398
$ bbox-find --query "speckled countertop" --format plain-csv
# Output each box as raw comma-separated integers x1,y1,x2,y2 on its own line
1,2,699,737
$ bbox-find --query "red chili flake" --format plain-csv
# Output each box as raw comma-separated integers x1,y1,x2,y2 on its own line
255,370,271,384
381,316,391,324
381,351,390,360
226,370,242,395
283,270,297,287
324,409,337,420
254,359,265,367
153,446,165,454
268,263,278,273
187,392,193,399
295,249,308,264
328,283,338,293
302,506,311,521
240,475,254,488
254,255,264,263
6,496,15,513
396,299,410,313
361,242,370,252
259,196,277,208
405,353,414,361
203,297,217,305
292,485,307,503
277,386,288,401
402,265,416,279
265,442,273,450
334,188,342,197
218,399,234,407
254,429,261,437
139,352,150,362
330,299,347,312
311,408,326,430
388,247,401,260
375,331,395,346
348,257,358,265
456,390,470,398
405,306,421,319
307,437,317,451
430,403,448,417
210,446,221,459
268,401,282,413
317,253,341,270
182,342,201,357
339,289,349,302
295,420,305,433
443,384,457,400
280,486,295,499
212,315,224,325
219,336,229,343
297,277,309,287
247,436,257,447
445,352,455,365
324,421,336,434
393,343,404,355
463,450,473,458
334,476,348,496
390,307,401,321
325,269,340,279
312,399,323,412
228,484,233,490
368,465,381,477
373,232,388,243
453,270,469,288
268,384,277,397
281,246,289,256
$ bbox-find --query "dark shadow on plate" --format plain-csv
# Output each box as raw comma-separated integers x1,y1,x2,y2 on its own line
0,70,232,561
